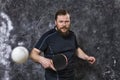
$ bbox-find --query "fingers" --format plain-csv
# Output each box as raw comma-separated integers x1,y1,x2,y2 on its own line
88,56,96,64
40,58,53,69
49,60,56,71
49,64,56,71
41,59,56,71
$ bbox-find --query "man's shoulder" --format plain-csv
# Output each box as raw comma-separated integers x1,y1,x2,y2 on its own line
46,28,56,34
44,28,56,35
41,28,56,39
69,30,75,35
69,30,74,33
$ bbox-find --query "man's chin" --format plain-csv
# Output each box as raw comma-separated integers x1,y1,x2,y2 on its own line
61,29,69,33
58,30,70,37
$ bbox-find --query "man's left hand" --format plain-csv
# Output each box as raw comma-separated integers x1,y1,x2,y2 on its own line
87,56,96,64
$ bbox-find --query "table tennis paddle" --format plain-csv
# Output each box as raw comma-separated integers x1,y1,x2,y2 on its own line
51,54,68,71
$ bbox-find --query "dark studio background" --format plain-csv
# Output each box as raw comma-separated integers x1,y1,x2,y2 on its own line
0,0,120,80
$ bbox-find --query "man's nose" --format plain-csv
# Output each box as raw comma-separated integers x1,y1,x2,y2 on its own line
62,22,66,26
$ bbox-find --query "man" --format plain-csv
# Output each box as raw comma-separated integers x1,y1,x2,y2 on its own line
30,9,96,80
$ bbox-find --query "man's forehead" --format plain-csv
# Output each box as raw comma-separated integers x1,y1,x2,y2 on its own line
57,14,70,20
57,14,70,17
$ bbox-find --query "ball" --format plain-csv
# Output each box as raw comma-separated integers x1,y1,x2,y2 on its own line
11,46,29,64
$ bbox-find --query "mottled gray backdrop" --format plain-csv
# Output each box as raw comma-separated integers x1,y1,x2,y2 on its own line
0,0,120,80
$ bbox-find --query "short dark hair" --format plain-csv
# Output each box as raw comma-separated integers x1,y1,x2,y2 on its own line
55,9,70,20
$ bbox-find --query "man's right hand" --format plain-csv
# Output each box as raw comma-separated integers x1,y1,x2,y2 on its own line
30,48,56,71
39,56,56,71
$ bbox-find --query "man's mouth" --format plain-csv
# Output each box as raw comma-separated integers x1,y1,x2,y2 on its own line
60,27,68,31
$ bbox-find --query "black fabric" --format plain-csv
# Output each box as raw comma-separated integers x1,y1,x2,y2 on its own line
34,28,78,80
45,69,58,80
35,29,56,52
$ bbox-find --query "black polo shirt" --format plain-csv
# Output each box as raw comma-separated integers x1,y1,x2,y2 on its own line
35,28,78,80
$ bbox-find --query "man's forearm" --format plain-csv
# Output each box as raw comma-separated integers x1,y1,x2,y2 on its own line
76,48,89,61
30,48,43,63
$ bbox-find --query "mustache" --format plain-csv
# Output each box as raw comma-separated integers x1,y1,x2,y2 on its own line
60,26,69,29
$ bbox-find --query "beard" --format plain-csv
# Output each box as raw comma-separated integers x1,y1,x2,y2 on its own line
56,26,70,37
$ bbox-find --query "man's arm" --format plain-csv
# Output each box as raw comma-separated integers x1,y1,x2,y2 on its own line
30,48,42,62
30,48,55,70
76,48,96,64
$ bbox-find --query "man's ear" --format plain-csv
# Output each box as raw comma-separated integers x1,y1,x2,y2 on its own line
55,20,57,25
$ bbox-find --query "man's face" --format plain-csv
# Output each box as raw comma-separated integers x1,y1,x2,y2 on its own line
55,14,70,35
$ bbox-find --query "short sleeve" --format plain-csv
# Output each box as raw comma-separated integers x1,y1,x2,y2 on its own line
74,35,79,49
34,35,48,52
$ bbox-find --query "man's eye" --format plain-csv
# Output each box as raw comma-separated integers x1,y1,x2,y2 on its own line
59,21,63,23
65,21,69,23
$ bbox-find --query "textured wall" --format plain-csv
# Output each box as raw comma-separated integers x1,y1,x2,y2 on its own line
0,0,120,80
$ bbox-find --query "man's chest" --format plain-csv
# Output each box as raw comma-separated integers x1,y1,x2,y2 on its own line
47,35,76,53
